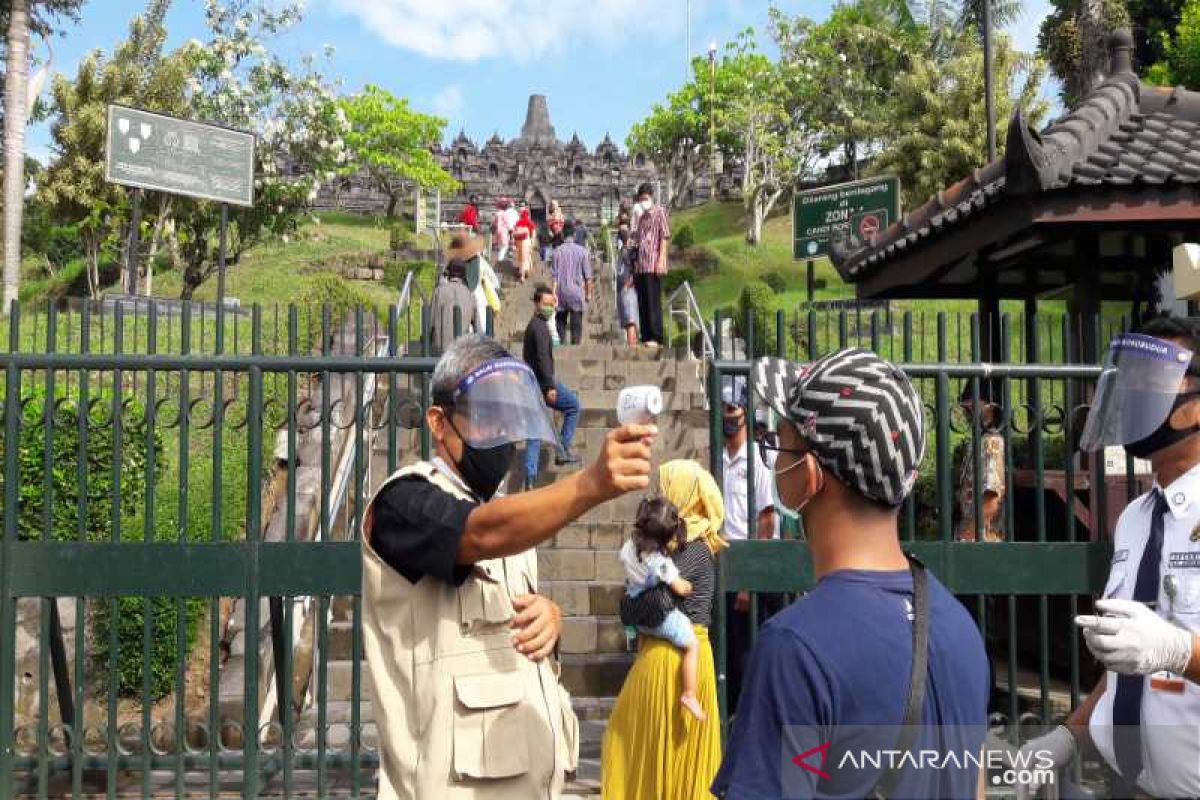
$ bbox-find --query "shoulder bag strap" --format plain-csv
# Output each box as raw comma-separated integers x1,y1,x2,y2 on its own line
870,553,930,800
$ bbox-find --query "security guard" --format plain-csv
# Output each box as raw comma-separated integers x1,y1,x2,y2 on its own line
1020,315,1200,798
362,335,656,799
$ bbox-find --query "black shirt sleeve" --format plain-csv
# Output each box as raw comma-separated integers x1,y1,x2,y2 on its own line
369,477,476,586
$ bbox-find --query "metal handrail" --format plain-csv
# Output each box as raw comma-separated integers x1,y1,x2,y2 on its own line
665,279,714,361
396,268,429,321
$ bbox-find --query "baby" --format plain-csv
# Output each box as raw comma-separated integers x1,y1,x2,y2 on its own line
620,496,706,720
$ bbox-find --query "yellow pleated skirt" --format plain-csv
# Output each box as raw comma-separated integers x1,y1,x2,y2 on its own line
600,625,722,800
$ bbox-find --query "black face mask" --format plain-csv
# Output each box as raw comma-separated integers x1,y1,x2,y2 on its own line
457,441,516,500
723,415,744,437
445,414,515,500
1126,392,1200,459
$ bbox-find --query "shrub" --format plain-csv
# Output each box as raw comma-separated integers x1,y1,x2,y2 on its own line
662,267,697,295
763,271,789,294
0,388,202,698
672,224,695,250
299,274,380,349
389,223,414,254
737,280,776,357
687,247,720,275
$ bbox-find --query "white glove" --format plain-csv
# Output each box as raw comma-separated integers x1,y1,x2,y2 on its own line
1076,598,1194,675
1014,725,1076,800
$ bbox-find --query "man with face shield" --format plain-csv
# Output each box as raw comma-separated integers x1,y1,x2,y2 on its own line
713,348,989,799
1018,316,1200,799
362,335,656,799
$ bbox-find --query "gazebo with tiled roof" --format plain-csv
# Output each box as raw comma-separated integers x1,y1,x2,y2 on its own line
831,29,1200,361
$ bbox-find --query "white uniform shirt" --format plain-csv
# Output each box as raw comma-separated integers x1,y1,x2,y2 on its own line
722,440,776,541
1089,461,1200,797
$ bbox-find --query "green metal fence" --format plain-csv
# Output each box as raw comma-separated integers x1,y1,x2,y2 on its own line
0,300,440,799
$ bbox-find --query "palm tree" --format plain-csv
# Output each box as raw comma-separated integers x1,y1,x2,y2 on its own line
2,0,30,310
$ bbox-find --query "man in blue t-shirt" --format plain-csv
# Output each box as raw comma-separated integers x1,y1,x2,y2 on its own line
713,349,990,800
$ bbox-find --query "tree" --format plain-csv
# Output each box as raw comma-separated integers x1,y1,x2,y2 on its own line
1038,0,1138,104
626,55,741,208
723,33,820,244
37,0,192,298
1,0,85,308
771,1,921,181
1147,0,1200,87
872,31,1049,206
173,0,348,299
338,85,457,218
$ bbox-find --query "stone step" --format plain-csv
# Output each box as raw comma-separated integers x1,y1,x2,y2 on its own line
542,580,624,619
561,652,634,697
546,522,628,550
538,547,626,584
572,696,617,722
560,615,632,655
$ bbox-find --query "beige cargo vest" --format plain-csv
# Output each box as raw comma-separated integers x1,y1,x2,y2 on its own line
362,460,579,799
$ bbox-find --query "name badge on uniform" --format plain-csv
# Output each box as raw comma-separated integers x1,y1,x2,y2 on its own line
1150,670,1187,694
1191,522,1200,543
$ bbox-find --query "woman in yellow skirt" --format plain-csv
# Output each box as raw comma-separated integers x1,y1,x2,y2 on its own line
601,460,727,799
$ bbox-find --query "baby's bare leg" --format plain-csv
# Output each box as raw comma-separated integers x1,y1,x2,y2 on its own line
679,637,706,721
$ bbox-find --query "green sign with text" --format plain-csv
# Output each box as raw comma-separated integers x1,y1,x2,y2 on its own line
104,104,256,207
793,176,900,260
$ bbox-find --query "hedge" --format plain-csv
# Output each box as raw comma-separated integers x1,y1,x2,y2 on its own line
0,387,204,698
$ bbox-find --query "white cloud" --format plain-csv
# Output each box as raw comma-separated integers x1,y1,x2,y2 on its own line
431,84,464,123
326,0,680,63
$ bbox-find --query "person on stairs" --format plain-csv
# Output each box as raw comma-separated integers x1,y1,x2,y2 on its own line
429,258,478,355
522,284,582,489
363,334,657,799
513,203,536,283
457,193,481,234
491,197,514,264
630,183,670,347
550,221,592,346
445,232,501,338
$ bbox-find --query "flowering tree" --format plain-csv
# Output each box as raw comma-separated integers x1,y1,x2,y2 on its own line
338,85,457,219
626,56,742,209
721,33,820,244
175,0,349,299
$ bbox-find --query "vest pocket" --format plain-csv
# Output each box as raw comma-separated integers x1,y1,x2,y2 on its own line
451,672,531,780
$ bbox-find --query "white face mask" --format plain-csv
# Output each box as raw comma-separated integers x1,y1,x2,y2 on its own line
772,454,823,522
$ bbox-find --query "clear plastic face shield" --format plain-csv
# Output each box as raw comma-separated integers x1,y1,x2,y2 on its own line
435,358,562,452
1080,334,1198,451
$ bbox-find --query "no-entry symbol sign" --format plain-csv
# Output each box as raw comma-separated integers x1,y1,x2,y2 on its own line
858,213,880,240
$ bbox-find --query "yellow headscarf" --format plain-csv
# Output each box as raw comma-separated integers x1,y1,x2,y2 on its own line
659,459,728,555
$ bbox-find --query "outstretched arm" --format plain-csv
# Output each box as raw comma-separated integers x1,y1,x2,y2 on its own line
458,425,656,562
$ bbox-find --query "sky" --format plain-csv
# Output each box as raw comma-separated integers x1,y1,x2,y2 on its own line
26,0,1055,163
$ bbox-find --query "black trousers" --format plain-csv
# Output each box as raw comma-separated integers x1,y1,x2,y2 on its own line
634,273,664,344
555,308,583,345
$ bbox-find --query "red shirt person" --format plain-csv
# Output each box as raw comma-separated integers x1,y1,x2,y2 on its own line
458,194,481,232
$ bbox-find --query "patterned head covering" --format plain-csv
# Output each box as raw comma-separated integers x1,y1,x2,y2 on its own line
752,349,926,507
659,460,727,554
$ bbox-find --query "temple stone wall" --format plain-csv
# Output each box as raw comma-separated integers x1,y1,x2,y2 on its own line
312,94,740,227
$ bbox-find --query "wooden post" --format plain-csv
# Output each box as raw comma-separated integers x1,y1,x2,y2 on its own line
126,188,143,295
